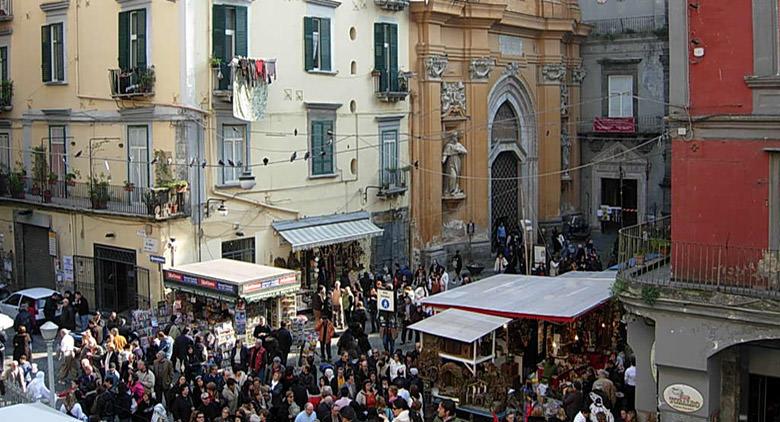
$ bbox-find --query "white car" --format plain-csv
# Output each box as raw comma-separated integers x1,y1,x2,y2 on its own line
0,287,57,324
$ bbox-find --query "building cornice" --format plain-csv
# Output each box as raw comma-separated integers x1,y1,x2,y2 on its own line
40,1,70,13
304,0,341,8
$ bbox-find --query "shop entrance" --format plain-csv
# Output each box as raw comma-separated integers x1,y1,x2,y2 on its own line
93,245,150,311
749,374,780,422
14,223,55,290
600,177,638,229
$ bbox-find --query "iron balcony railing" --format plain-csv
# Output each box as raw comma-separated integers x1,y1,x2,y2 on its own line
617,217,780,298
585,15,666,36
372,70,412,102
109,66,155,98
580,115,665,134
378,167,408,197
0,0,12,20
0,175,190,220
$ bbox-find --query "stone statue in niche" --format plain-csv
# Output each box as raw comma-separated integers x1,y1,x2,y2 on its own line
442,131,468,197
561,126,571,179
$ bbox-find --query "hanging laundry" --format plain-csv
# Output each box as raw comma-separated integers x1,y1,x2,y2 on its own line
231,56,274,121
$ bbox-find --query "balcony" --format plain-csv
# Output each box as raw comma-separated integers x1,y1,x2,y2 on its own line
617,217,780,300
374,0,409,11
109,67,155,99
585,15,667,37
377,167,408,198
372,70,412,102
583,115,665,135
0,175,189,220
0,80,11,111
0,0,12,21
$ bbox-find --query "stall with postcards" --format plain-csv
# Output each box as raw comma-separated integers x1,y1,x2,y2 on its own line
163,258,300,341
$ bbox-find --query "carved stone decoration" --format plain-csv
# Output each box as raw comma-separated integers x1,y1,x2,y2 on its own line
441,81,466,117
442,131,468,198
541,63,567,83
425,55,448,80
571,65,587,84
504,62,521,77
469,57,495,80
560,82,569,117
561,126,571,180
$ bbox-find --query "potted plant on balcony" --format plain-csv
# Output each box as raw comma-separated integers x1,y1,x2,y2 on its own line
65,170,79,186
31,145,48,196
210,56,223,69
142,190,158,216
123,180,135,192
136,66,156,94
48,171,59,186
89,175,110,209
650,238,671,257
8,166,25,199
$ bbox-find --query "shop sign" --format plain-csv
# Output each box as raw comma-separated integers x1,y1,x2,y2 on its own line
164,270,238,295
242,273,298,294
663,384,704,413
377,289,395,312
149,255,166,264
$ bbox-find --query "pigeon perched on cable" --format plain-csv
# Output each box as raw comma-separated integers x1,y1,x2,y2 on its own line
290,151,297,162
74,150,83,158
218,159,225,166
320,150,327,157
128,156,133,162
303,151,310,160
413,160,419,169
228,159,236,167
263,157,269,166
294,129,298,136
189,158,196,167
150,156,158,165
201,160,207,169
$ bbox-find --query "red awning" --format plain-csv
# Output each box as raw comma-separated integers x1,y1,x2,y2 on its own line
593,117,636,133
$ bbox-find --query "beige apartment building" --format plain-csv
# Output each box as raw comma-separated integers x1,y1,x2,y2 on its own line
0,0,410,313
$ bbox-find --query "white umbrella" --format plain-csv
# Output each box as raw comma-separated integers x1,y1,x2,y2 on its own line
0,313,13,330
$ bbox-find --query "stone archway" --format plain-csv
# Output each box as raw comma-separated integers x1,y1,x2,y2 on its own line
487,76,538,242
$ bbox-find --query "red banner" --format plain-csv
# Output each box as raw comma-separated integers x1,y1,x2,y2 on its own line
593,117,636,133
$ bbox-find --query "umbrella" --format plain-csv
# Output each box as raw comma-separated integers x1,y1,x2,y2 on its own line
0,313,13,331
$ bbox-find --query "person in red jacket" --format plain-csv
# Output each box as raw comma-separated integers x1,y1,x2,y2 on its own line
249,339,267,381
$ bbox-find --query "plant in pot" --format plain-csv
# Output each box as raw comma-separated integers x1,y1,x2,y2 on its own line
8,166,25,199
31,145,48,196
142,189,158,216
209,56,223,69
65,170,80,186
123,180,135,192
89,175,110,209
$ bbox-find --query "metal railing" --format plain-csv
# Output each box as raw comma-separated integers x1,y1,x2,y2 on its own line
372,70,411,102
0,381,33,407
378,167,408,197
109,67,155,98
585,15,665,36
579,115,665,134
618,217,780,298
0,0,12,20
0,176,190,219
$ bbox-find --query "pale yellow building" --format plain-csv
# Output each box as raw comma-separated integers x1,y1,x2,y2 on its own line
0,0,410,315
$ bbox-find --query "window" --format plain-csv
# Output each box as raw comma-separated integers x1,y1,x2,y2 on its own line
213,5,247,90
608,75,633,117
0,133,9,173
0,46,7,82
304,17,331,72
221,125,246,183
770,152,780,250
222,238,255,263
310,120,334,176
374,23,398,92
380,129,398,187
4,293,20,306
127,126,149,191
41,22,65,83
49,125,66,182
118,9,147,70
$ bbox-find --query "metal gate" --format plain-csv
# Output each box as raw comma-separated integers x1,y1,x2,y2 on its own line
491,151,521,236
14,223,55,290
73,253,151,313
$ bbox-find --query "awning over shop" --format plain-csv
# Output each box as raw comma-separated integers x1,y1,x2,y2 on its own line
409,309,510,343
420,272,616,323
164,259,299,302
272,211,383,251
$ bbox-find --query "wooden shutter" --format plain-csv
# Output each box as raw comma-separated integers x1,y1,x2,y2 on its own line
41,25,51,82
388,24,398,91
235,6,248,57
212,5,226,90
311,121,323,175
322,120,333,174
374,23,386,92
136,9,147,70
304,17,314,71
118,11,130,70
0,47,7,81
54,23,64,81
320,18,331,71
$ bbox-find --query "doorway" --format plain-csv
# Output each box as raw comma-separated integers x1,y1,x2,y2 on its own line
749,374,780,422
94,245,138,312
491,151,521,238
600,177,638,229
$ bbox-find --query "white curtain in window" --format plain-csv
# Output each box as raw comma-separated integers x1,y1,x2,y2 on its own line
222,125,245,183
608,75,633,118
128,126,149,190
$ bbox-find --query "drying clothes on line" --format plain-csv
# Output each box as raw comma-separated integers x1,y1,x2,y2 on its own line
230,56,276,121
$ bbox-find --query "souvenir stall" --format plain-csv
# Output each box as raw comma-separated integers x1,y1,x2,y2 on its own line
420,271,621,394
272,211,383,311
163,259,300,342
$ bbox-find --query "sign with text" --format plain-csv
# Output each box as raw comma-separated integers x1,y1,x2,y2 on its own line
663,384,703,413
164,270,239,296
377,289,395,313
241,273,298,295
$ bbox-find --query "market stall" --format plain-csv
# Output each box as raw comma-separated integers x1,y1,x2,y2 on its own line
271,211,383,311
420,271,619,392
163,259,300,341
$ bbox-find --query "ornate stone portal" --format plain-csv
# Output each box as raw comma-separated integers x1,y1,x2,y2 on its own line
442,131,468,198
441,81,467,117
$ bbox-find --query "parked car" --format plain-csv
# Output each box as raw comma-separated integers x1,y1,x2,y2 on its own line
0,287,57,324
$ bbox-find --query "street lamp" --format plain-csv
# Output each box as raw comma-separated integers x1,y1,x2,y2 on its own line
40,321,59,409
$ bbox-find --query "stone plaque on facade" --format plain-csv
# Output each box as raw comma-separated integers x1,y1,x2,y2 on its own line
499,34,524,57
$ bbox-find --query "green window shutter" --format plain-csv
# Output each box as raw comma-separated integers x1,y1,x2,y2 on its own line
212,5,226,89
0,47,7,81
235,6,248,57
320,18,331,71
41,25,52,82
54,23,64,81
389,24,398,91
374,23,386,92
136,9,147,69
311,120,323,175
303,17,314,71
118,12,130,69
323,120,333,174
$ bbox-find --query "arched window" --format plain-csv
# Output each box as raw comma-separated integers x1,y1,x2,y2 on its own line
491,101,519,146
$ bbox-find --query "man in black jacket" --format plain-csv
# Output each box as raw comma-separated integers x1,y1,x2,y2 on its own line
92,378,117,421
43,292,60,324
275,320,294,366
73,291,90,332
172,328,194,372
59,298,77,331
